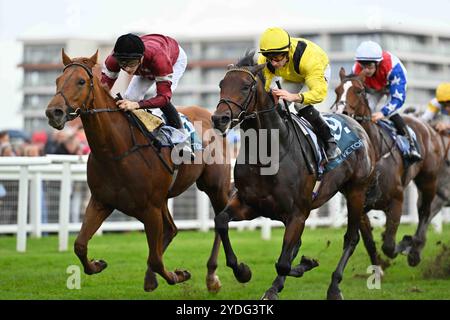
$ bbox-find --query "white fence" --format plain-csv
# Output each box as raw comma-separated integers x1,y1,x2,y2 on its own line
0,155,449,252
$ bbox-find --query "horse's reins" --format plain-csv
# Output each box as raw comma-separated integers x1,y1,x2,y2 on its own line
217,68,278,128
57,62,175,175
335,77,397,161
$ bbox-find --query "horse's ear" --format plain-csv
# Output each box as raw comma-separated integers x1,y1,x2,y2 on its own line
358,70,367,82
89,50,99,65
227,64,235,70
62,48,72,66
339,67,346,81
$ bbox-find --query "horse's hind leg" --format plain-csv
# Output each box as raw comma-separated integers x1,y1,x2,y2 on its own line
74,196,113,275
327,187,363,300
262,214,318,300
144,202,178,292
407,178,437,266
143,205,190,287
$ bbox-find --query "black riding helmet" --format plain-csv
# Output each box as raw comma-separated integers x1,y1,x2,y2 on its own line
113,33,145,60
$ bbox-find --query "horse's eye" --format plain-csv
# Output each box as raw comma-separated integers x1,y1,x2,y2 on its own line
242,85,250,91
78,79,86,85
219,80,223,89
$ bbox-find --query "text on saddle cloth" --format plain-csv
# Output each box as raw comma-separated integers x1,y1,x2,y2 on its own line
292,113,364,174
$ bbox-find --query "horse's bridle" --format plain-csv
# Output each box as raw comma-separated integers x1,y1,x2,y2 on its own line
216,68,277,128
56,62,121,119
332,77,372,122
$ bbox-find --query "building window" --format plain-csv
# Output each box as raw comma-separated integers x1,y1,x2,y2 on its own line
330,33,381,52
24,44,64,64
382,33,430,53
202,41,253,60
23,94,54,110
203,68,226,85
24,70,61,87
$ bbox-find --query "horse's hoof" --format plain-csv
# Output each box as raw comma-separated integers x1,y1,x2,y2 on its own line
327,289,344,300
206,275,222,293
407,250,421,267
234,263,252,283
299,256,319,270
377,254,391,270
86,259,107,275
144,272,159,292
382,244,397,259
261,289,279,300
175,269,191,283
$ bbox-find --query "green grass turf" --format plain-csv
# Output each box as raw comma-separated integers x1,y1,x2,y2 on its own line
0,224,449,300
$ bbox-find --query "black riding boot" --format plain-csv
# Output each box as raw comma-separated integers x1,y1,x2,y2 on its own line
298,105,341,161
390,113,422,162
162,102,195,160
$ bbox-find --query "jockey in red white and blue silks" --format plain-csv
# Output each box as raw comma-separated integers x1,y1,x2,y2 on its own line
352,49,407,118
352,40,421,161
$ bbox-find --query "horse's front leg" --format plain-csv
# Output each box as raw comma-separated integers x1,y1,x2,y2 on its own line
142,204,190,288
214,195,254,284
74,196,113,275
144,202,178,292
381,197,403,259
262,213,313,300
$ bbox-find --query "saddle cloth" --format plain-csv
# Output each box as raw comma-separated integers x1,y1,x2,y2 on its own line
291,113,365,174
376,119,420,166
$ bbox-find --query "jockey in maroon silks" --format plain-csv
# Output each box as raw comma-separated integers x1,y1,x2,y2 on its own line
101,33,193,158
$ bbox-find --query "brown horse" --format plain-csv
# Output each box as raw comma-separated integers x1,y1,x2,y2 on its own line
45,50,231,292
430,133,450,219
334,68,446,268
211,56,376,300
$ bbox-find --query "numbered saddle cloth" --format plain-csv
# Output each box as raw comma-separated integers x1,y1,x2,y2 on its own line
292,113,365,174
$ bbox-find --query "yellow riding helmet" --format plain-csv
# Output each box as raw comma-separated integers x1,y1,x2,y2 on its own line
436,83,450,103
259,27,291,54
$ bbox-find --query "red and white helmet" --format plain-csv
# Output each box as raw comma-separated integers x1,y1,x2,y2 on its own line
354,41,383,62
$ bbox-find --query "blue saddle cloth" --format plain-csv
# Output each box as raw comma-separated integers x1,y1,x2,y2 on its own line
293,113,365,175
376,119,420,166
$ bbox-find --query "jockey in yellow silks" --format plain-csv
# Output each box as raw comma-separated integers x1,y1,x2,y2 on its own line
257,27,341,161
421,83,450,134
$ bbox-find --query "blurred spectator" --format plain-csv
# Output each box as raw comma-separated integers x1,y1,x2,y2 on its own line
45,118,90,155
0,130,16,156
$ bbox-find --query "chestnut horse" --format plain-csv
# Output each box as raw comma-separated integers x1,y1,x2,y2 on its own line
211,56,376,300
45,50,231,292
334,68,446,268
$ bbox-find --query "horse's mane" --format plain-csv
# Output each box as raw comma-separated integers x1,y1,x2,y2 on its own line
236,50,257,68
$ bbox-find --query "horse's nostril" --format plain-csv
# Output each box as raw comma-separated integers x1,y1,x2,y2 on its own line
53,108,64,117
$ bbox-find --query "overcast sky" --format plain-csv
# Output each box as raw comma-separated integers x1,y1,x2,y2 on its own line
1,0,450,129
